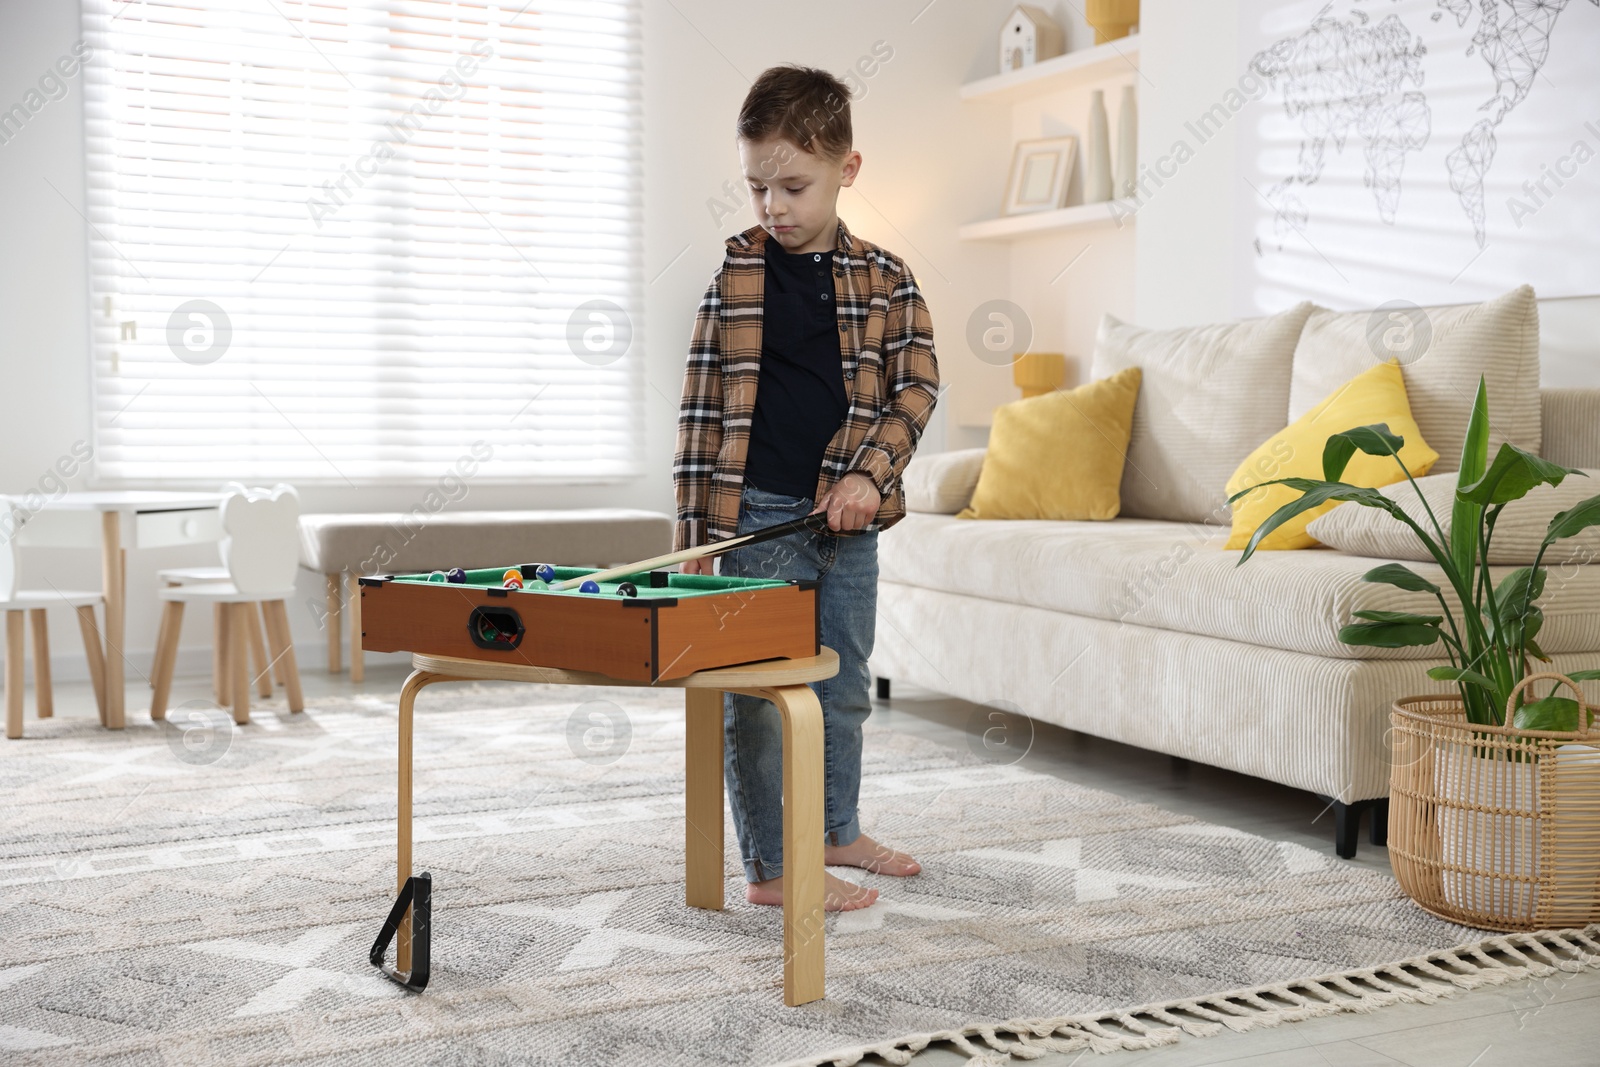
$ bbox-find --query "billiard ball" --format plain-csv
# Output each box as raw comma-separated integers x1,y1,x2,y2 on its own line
616,582,638,597
427,570,447,583
528,579,549,590
579,580,601,594
446,567,467,584
502,567,523,585
534,564,556,583
503,576,523,589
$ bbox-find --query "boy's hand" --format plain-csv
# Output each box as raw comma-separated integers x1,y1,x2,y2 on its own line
680,556,714,576
813,472,881,532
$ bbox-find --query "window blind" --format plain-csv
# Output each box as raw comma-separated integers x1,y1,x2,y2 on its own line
81,0,642,484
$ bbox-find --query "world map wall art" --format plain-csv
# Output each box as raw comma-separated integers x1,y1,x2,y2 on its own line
1234,0,1600,313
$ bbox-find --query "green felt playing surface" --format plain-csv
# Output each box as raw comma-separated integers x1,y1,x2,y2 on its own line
390,566,790,599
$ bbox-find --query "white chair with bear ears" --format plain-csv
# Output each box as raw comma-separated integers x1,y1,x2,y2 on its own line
154,482,285,705
150,484,305,725
1,499,109,739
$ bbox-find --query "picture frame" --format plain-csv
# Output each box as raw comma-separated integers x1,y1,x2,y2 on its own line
1001,136,1077,216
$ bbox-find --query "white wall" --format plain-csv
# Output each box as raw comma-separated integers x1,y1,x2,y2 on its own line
0,0,1024,679
1131,0,1600,385
1131,0,1242,330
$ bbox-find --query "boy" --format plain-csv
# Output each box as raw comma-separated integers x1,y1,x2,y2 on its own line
672,65,939,911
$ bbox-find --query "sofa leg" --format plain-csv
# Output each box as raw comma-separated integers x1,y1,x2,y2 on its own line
1370,798,1389,847
1330,799,1359,859
874,677,890,701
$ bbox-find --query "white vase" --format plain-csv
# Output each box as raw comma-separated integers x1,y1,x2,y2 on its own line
1084,90,1112,204
1114,85,1137,199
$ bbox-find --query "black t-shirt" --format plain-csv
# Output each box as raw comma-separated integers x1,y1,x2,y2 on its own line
743,238,849,498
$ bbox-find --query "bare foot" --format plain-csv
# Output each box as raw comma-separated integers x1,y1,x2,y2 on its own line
825,832,921,876
746,871,879,911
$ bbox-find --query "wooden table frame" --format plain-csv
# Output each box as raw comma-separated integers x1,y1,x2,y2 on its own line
374,649,838,1006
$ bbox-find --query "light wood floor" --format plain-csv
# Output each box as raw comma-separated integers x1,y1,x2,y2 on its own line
19,664,1599,1066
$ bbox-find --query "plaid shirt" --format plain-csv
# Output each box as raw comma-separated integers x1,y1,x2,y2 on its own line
672,219,940,550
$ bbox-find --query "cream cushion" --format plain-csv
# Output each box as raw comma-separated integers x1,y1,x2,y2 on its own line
1543,388,1600,469
902,448,986,514
1090,302,1315,524
1288,285,1541,474
876,512,1600,661
1305,469,1600,565
298,508,672,574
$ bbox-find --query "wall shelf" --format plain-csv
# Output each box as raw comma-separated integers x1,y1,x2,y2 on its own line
960,36,1140,102
958,199,1136,241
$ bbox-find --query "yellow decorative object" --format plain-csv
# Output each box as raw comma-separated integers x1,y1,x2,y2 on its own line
959,366,1141,521
1085,0,1139,44
1225,359,1438,551
1012,352,1066,398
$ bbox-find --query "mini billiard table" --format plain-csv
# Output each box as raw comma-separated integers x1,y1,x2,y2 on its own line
359,566,819,682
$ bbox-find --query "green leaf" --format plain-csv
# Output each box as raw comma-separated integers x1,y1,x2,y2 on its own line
1428,665,1498,691
1233,480,1400,565
1565,669,1600,682
1352,609,1443,626
1512,695,1583,732
1524,635,1551,662
1322,424,1406,482
1458,443,1579,506
1493,567,1547,616
1361,563,1440,595
1337,620,1442,648
1450,378,1490,578
1545,491,1600,544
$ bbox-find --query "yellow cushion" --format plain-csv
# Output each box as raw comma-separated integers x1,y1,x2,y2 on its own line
959,367,1142,521
1226,359,1438,551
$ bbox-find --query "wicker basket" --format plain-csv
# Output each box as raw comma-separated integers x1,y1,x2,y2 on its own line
1389,672,1600,931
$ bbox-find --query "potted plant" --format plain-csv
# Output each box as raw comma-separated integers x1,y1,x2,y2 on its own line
1230,377,1600,929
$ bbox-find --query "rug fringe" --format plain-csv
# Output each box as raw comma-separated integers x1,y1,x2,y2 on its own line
771,923,1600,1067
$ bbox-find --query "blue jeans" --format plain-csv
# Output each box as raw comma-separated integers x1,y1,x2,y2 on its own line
720,483,879,882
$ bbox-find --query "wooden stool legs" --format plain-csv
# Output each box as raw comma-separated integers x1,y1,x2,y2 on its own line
211,603,225,703
385,670,826,1006
5,611,22,740
347,572,364,683
229,603,250,725
245,606,272,698
151,599,301,724
3,608,108,739
76,605,107,725
262,600,304,713
28,609,52,719
150,601,185,721
395,668,449,978
684,688,726,910
326,573,342,674
765,682,826,1007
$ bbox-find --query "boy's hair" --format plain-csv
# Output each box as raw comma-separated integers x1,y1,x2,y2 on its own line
736,65,852,162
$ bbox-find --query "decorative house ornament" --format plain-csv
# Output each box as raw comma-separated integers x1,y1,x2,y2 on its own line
1001,136,1078,216
1084,90,1113,203
1085,0,1140,44
999,4,1064,72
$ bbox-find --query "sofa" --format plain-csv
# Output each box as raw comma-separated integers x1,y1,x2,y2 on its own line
869,287,1600,857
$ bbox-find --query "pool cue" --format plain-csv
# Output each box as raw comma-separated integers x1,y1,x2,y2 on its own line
549,511,848,591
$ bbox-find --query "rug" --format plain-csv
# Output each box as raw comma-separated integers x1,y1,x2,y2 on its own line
1,682,1594,1067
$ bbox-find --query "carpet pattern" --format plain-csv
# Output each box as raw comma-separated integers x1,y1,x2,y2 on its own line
0,682,1508,1066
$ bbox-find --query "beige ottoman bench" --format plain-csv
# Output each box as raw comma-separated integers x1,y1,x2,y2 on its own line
299,508,672,680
